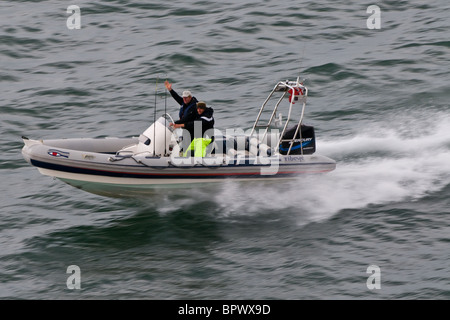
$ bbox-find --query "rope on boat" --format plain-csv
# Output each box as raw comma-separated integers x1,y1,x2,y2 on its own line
108,154,133,162
168,158,226,169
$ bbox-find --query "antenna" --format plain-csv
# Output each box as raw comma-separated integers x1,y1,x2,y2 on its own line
153,76,158,156
298,45,306,84
164,75,167,156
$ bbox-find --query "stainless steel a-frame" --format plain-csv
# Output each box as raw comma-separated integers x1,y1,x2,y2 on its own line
249,78,308,155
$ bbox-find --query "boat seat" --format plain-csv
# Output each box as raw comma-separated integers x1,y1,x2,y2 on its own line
248,137,272,156
228,149,250,157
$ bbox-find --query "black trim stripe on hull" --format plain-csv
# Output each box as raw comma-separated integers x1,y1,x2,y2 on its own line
31,159,332,179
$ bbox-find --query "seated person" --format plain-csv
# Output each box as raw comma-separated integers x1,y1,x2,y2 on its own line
170,101,214,157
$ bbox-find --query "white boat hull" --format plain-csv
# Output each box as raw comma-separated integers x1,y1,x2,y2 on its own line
22,137,336,197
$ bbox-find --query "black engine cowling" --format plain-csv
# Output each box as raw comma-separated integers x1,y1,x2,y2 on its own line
279,125,316,155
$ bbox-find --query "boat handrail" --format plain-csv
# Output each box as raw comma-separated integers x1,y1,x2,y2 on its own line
250,78,308,155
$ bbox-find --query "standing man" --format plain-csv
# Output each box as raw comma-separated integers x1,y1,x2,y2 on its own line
164,80,198,123
164,80,199,152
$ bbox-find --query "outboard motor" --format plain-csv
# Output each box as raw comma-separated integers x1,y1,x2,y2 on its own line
279,124,316,155
136,117,174,156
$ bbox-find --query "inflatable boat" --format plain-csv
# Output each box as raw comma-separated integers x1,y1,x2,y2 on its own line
22,79,336,197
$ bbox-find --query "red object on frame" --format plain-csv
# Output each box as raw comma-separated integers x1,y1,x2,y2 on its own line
288,87,303,103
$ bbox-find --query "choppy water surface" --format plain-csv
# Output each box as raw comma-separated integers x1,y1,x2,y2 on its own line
1,0,449,299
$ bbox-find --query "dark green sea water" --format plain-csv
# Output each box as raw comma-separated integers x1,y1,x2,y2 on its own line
1,0,449,299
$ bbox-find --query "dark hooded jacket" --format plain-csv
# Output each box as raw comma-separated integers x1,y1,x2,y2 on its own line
181,107,215,140
169,89,199,123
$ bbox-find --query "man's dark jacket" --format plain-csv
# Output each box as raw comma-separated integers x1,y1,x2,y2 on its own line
169,89,199,123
